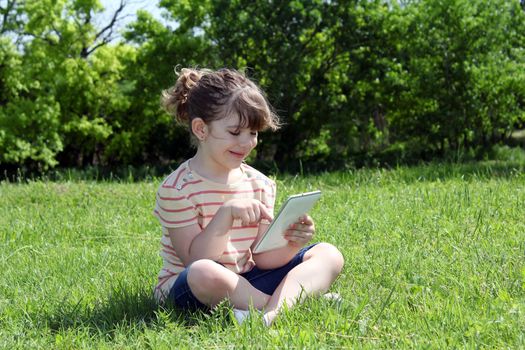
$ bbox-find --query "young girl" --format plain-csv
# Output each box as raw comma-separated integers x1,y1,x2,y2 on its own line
153,68,344,326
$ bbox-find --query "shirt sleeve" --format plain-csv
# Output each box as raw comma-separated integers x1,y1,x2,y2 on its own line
153,185,198,228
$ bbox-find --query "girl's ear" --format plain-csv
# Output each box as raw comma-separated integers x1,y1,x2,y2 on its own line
191,118,208,141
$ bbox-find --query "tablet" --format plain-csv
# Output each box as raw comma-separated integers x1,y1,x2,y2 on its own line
253,190,322,253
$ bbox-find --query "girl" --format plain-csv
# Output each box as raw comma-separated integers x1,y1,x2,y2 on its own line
153,68,344,326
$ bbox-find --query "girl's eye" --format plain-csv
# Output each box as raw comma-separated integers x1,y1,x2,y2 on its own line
228,130,257,136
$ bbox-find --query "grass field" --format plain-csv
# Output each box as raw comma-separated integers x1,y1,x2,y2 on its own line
1,162,524,349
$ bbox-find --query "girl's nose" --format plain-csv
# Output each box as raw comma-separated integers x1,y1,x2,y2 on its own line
240,134,257,147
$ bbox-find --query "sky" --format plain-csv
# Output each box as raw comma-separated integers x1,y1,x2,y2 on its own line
99,0,168,38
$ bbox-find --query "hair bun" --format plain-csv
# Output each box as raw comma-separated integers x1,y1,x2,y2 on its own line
161,68,203,123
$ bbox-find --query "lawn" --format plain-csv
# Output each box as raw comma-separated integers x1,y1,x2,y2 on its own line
1,162,524,349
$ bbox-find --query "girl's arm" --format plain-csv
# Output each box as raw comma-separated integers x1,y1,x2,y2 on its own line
252,215,315,269
252,241,302,270
167,205,233,265
168,199,272,266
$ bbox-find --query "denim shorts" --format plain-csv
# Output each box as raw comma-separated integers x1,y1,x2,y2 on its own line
168,244,318,310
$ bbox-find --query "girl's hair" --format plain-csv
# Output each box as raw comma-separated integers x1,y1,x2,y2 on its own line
161,68,280,137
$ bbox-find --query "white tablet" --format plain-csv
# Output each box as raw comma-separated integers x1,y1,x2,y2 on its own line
253,190,322,253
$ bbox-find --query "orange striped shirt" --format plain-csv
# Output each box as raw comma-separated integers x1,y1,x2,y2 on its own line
153,160,276,302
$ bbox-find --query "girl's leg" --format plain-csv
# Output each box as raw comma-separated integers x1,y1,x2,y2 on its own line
263,243,344,325
187,259,271,310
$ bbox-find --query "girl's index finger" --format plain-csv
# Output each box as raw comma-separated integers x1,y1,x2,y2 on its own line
258,202,274,221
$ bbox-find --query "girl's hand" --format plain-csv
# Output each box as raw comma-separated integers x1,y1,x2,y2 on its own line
285,215,315,248
225,199,273,226
237,250,256,273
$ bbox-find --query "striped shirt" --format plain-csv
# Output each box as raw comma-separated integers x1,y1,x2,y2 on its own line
153,160,276,302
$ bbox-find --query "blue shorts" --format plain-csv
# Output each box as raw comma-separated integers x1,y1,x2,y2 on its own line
168,244,317,310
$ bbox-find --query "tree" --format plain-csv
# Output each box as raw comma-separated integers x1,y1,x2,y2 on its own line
388,0,525,158
117,9,212,164
158,0,356,167
0,36,63,167
157,0,419,168
2,0,524,170
0,0,135,168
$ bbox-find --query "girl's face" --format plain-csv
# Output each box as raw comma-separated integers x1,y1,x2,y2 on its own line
201,114,258,172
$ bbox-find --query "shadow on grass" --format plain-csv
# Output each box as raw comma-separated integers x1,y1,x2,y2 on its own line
43,285,214,337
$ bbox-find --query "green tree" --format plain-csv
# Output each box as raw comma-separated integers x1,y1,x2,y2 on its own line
153,0,416,168
158,0,366,167
388,0,525,158
115,9,211,164
0,37,63,167
2,0,524,170
0,0,134,168
321,1,408,164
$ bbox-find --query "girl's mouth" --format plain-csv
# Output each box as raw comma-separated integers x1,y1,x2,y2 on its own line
229,151,245,159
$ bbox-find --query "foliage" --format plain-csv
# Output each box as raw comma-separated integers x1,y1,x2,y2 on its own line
0,37,63,168
116,9,211,164
0,0,130,168
388,0,525,159
1,0,525,169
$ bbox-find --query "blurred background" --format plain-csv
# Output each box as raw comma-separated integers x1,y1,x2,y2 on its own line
1,0,524,174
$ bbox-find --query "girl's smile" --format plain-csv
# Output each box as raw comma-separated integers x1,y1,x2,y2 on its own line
229,150,247,158
190,114,258,183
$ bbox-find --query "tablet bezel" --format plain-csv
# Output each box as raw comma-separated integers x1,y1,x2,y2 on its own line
252,190,322,253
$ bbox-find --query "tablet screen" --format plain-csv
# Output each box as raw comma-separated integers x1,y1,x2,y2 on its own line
253,190,321,253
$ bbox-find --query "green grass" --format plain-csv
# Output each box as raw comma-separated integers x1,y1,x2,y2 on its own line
1,161,524,348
